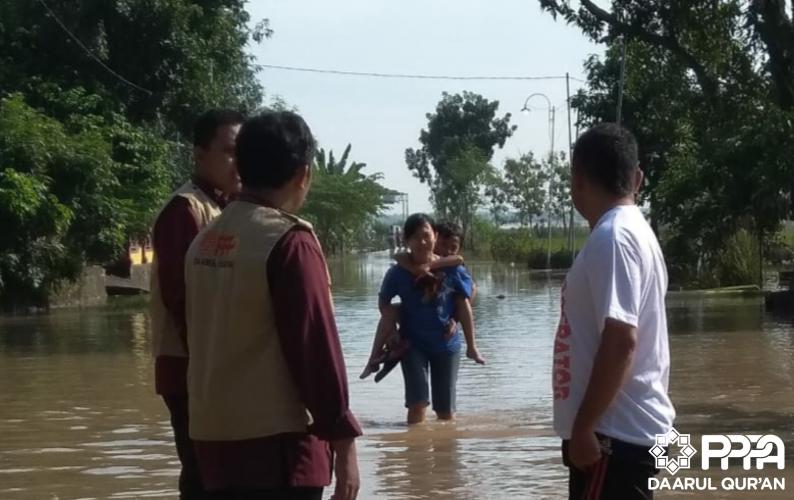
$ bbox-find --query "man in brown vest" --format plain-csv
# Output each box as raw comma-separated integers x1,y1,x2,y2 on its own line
150,109,244,499
184,111,361,500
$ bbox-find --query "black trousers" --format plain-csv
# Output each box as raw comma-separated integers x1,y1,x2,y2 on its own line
562,434,659,500
163,394,206,500
205,488,323,500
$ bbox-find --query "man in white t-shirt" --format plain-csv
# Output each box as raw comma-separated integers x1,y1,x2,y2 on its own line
553,123,675,499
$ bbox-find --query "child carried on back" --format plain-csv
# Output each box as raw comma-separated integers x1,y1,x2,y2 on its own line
360,222,485,380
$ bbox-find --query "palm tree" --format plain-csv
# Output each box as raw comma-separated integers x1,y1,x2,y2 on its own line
315,144,367,179
302,144,388,254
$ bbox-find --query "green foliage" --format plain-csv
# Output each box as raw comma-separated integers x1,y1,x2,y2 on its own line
0,94,172,308
488,150,574,252
541,0,794,285
502,153,547,226
468,215,498,256
715,229,761,287
489,228,535,263
765,228,794,267
481,223,578,269
0,0,266,307
482,169,511,226
665,226,762,289
0,169,73,307
356,219,392,253
441,146,496,251
302,145,389,254
406,92,516,245
0,0,266,136
109,115,175,239
548,153,572,230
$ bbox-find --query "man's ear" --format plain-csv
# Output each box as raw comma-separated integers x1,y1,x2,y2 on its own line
634,166,645,194
300,164,312,189
193,146,205,171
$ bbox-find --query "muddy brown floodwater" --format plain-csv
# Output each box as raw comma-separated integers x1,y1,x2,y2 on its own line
1,253,792,499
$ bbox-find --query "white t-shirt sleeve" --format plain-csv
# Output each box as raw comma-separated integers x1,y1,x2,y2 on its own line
585,233,642,333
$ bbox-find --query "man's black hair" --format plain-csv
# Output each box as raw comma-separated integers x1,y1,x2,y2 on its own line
193,109,245,148
235,111,317,189
572,123,639,197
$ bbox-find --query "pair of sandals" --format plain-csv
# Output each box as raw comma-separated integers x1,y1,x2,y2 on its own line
359,336,411,382
360,270,450,382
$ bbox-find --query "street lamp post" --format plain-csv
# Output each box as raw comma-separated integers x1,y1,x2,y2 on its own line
522,93,555,270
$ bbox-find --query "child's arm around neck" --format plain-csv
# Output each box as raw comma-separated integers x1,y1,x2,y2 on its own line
393,252,463,276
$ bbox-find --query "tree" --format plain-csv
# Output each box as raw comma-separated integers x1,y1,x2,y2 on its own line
302,144,389,254
571,43,693,227
483,167,511,226
541,0,794,286
0,0,268,137
0,93,172,309
495,151,571,233
501,153,548,227
406,91,516,243
0,0,269,307
540,0,794,108
442,146,496,251
548,152,572,235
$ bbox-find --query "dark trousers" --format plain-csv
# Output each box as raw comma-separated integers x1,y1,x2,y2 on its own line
163,394,206,500
206,488,323,500
562,434,659,500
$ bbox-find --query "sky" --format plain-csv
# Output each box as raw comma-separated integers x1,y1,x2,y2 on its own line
245,0,603,214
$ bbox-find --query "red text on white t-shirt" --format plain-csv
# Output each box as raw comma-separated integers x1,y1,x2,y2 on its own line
553,282,571,400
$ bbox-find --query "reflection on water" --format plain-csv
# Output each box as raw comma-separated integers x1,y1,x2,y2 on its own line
0,253,793,499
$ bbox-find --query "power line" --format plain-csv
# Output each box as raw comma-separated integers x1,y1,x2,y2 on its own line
38,0,587,94
38,0,153,95
261,63,587,83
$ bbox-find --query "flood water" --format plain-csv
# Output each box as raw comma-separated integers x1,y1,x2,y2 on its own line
1,252,793,499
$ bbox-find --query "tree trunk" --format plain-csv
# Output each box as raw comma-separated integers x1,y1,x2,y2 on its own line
561,212,568,238
758,229,764,288
649,193,660,235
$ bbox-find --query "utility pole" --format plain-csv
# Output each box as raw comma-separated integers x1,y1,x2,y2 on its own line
521,93,556,270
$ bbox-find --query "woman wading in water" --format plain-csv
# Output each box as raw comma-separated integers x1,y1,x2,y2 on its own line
377,213,476,424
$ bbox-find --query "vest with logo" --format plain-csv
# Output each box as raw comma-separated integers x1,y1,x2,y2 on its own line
185,200,320,440
150,181,222,359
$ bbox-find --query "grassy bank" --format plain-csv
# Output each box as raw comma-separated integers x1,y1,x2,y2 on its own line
467,222,589,269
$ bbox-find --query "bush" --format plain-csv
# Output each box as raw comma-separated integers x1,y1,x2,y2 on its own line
715,229,760,286
483,225,578,269
665,227,761,289
489,228,533,263
527,247,548,269
468,216,497,256
765,233,794,267
550,248,575,269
